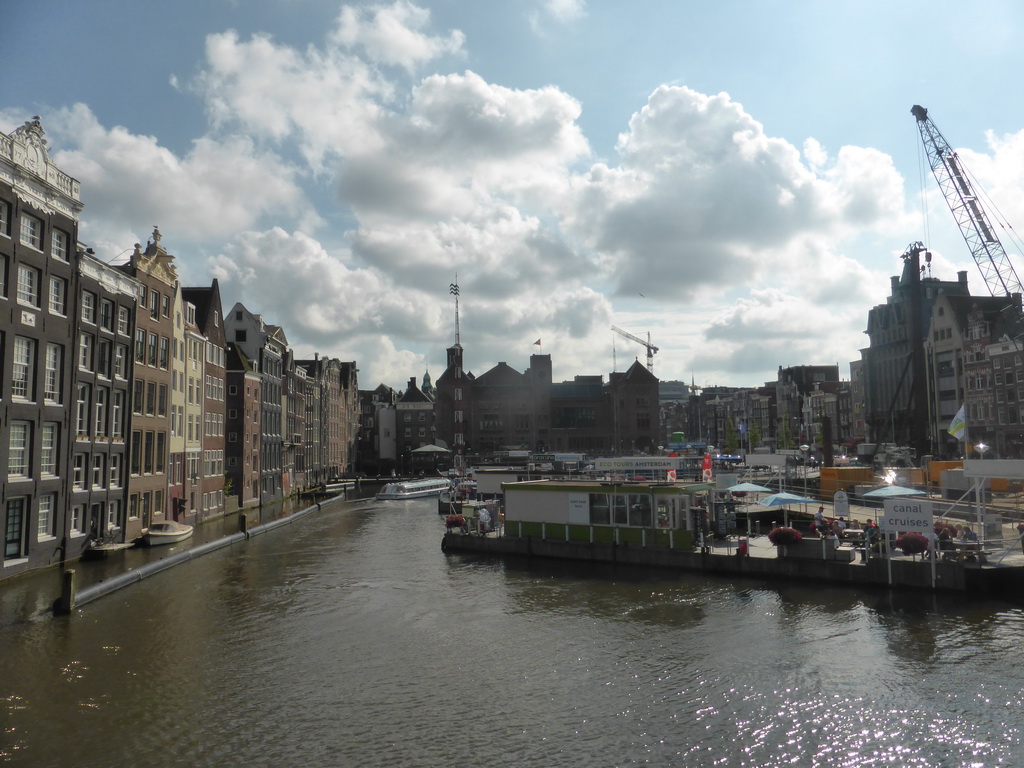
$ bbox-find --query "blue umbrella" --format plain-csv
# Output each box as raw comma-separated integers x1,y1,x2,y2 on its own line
726,482,772,493
757,491,817,507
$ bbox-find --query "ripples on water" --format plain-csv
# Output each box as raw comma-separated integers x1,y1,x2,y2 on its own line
3,497,1024,767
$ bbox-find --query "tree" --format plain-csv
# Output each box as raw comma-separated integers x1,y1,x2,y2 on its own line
748,420,762,451
725,419,739,453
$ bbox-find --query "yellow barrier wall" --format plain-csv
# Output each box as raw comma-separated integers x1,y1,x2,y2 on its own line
819,467,875,495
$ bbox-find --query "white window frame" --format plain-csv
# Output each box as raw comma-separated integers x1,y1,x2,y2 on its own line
7,421,30,477
16,264,39,307
51,229,68,261
37,494,56,540
81,291,96,324
19,213,42,250
44,343,62,403
48,276,66,315
40,422,58,476
12,337,35,400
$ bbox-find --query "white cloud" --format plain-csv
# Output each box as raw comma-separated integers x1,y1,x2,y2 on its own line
44,104,311,251
566,86,910,308
544,0,587,23
331,0,466,71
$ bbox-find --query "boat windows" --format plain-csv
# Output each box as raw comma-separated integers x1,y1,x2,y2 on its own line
628,494,652,527
588,494,610,525
612,494,629,525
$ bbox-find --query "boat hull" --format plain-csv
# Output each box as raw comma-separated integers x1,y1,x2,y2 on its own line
143,523,194,546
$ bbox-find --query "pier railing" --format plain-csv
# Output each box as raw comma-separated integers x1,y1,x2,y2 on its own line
508,520,693,550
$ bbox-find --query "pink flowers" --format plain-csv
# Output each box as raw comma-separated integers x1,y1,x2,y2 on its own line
767,527,803,546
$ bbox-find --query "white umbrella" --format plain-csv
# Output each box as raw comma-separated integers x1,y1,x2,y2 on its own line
861,485,925,498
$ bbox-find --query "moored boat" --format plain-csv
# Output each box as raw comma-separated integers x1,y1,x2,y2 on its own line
376,477,451,500
143,520,194,546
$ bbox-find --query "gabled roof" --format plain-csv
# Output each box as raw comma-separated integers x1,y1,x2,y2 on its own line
473,362,524,387
225,343,256,373
618,359,658,383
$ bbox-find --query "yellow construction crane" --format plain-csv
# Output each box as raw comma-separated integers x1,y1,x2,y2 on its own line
611,326,658,373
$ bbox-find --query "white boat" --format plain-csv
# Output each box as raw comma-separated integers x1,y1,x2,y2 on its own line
143,520,194,546
376,477,451,500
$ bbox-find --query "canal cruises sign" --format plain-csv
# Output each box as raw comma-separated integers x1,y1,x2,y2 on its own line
879,498,933,533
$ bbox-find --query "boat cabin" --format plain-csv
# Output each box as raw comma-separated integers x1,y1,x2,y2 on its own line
501,479,713,548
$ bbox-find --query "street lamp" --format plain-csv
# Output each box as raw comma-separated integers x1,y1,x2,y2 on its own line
799,444,810,498
975,442,990,459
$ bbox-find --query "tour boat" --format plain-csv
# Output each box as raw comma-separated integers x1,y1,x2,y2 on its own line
143,520,194,546
376,477,451,500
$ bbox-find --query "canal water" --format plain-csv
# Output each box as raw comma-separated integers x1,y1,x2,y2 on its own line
3,496,1024,767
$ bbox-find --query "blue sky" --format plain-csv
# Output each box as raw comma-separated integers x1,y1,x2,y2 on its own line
7,0,1024,391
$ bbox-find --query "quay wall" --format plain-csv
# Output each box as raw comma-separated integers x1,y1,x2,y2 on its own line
59,494,349,614
441,534,1024,597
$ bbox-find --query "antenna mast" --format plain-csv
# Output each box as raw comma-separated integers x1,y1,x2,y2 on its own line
449,276,460,345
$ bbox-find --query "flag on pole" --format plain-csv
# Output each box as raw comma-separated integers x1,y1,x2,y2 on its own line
948,404,967,440
534,339,541,345
666,469,677,482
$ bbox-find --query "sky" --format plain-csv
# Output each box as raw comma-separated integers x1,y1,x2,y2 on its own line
7,0,1024,393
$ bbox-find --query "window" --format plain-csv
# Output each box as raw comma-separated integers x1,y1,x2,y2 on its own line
51,229,69,261
144,432,154,474
72,453,86,490
106,499,121,531
0,253,6,297
12,337,35,399
5,498,26,559
48,276,66,314
99,299,114,331
78,333,94,371
81,291,96,323
146,382,156,416
159,337,169,369
162,294,170,317
0,200,9,236
44,343,62,403
40,423,58,476
19,213,42,249
17,264,40,306
147,333,157,366
96,340,111,378
37,494,56,539
117,305,130,335
76,384,90,436
130,431,141,475
156,433,165,474
150,290,159,320
157,384,167,417
111,344,126,379
8,422,29,477
92,454,105,488
94,388,108,436
112,391,124,438
235,329,247,343
70,505,83,534
135,329,146,363
110,454,122,488
132,379,143,414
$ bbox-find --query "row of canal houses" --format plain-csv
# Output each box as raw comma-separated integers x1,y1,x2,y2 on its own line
1,118,359,579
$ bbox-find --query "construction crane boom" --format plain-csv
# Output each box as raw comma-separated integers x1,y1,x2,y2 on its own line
611,326,658,372
912,104,1024,298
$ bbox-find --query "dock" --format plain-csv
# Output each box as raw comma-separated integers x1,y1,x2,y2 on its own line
441,525,1024,598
